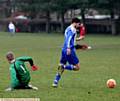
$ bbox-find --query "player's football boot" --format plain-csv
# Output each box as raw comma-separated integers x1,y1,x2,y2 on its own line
28,84,38,90
87,46,92,49
52,83,58,88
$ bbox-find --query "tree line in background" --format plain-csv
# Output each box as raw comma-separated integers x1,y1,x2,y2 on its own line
0,0,120,34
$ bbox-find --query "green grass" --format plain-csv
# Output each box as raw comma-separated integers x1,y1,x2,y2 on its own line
0,32,120,101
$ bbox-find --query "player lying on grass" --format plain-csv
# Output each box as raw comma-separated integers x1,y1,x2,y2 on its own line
75,23,91,50
52,18,80,87
5,51,38,91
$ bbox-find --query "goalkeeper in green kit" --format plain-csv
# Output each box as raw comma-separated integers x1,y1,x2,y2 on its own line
5,51,38,91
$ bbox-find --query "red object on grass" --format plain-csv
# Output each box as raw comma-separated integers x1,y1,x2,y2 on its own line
32,65,38,71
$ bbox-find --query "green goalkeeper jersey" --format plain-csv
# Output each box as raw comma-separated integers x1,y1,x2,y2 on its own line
9,56,33,88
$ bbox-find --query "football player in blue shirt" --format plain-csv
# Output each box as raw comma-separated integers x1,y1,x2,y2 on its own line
52,18,80,87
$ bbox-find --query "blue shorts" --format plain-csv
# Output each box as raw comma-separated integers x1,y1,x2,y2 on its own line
9,29,15,33
60,49,79,65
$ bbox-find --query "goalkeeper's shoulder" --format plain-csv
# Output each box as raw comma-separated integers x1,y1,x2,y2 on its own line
16,56,33,61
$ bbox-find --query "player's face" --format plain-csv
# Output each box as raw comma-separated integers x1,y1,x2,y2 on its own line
6,54,14,63
75,23,80,29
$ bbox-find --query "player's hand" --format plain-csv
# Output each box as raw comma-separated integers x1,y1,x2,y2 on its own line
67,48,71,55
76,36,85,41
32,65,38,71
76,37,80,41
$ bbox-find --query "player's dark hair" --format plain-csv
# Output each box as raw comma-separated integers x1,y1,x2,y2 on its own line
71,18,80,23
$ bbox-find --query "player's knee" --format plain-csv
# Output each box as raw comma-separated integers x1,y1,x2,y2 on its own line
75,66,80,71
74,64,80,71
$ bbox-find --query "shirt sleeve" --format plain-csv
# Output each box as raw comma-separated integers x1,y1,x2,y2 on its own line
10,67,19,88
17,56,34,66
66,30,73,48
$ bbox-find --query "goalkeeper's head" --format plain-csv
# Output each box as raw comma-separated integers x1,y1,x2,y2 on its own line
6,51,15,64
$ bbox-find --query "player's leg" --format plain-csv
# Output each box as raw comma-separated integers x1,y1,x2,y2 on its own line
52,50,66,87
20,75,38,90
75,44,84,49
15,79,38,90
73,63,80,71
75,44,92,50
14,80,38,90
5,81,21,91
63,50,80,71
52,64,65,87
75,44,88,50
25,84,38,90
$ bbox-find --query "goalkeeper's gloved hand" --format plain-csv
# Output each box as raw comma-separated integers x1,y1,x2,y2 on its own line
32,65,38,71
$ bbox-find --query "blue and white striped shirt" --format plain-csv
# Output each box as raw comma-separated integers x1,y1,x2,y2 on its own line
62,25,77,50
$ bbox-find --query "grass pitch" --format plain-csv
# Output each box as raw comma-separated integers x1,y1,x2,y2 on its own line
0,32,120,101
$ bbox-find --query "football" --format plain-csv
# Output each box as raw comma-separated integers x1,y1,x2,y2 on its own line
106,79,116,88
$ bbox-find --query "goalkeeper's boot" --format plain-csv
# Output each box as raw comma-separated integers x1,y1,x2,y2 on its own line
28,84,38,90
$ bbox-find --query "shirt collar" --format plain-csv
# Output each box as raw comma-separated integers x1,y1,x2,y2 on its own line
10,59,15,63
70,24,76,33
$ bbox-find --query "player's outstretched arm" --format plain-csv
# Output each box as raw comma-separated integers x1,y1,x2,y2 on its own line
18,56,38,71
